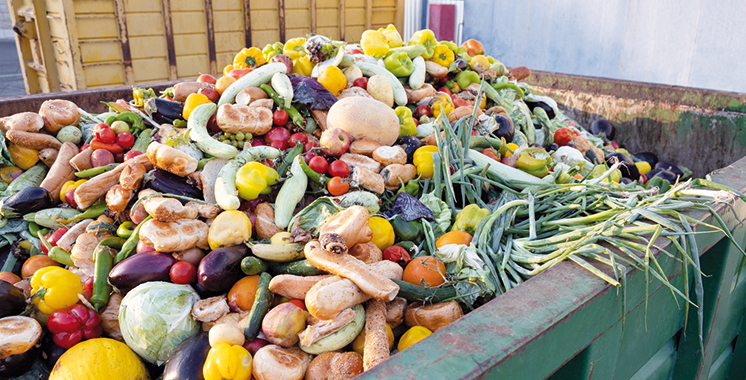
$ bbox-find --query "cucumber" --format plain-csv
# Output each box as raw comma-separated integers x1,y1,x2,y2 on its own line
274,157,307,229
408,56,426,90
393,279,459,303
214,146,282,210
244,272,272,340
300,304,365,354
187,103,237,159
241,256,268,275
267,259,324,276
218,62,288,106
355,62,407,106
271,72,293,109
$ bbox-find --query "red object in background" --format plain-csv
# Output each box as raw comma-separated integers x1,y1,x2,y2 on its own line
429,4,456,41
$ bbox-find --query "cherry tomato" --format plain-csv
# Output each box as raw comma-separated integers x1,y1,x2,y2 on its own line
124,150,143,161
308,156,328,174
288,299,306,311
303,141,317,152
304,151,319,163
49,228,68,246
64,188,77,208
327,176,350,196
289,132,308,148
273,109,289,126
198,88,220,102
95,126,116,144
438,87,452,96
353,77,368,90
269,140,287,150
116,132,135,150
197,73,217,84
415,105,431,118
82,276,94,301
554,127,580,146
170,261,197,284
327,160,350,178
228,68,253,80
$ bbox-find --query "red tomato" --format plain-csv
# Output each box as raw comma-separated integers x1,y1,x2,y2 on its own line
49,228,68,246
304,151,319,163
327,176,350,196
198,88,220,102
124,150,143,161
197,73,217,84
451,94,472,108
438,87,452,96
415,105,431,118
96,126,116,144
170,261,197,284
273,109,289,126
289,132,308,148
303,141,317,152
383,246,411,266
353,77,368,90
308,156,328,174
269,140,287,150
228,68,253,80
554,127,579,146
251,138,265,147
64,188,77,208
327,160,350,178
116,132,135,150
82,276,94,302
288,299,307,311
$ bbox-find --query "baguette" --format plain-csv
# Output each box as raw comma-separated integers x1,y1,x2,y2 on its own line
38,148,58,167
304,241,399,302
146,141,198,177
268,274,332,300
305,352,363,380
318,206,372,255
39,142,77,202
349,242,382,264
351,166,385,194
363,300,389,371
6,130,61,150
74,154,152,209
69,147,93,171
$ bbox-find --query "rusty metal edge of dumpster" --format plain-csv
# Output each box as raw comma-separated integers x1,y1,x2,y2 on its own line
0,81,179,116
527,71,746,114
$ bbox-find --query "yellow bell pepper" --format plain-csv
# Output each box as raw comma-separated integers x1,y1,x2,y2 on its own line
368,216,395,250
430,44,455,67
413,145,439,179
318,66,347,95
60,179,87,200
183,93,212,120
360,30,390,58
635,161,652,175
439,41,459,53
469,54,490,72
378,24,403,48
431,93,454,118
292,56,315,77
235,162,279,201
8,144,39,170
223,64,235,77
203,343,252,380
233,47,266,69
208,210,252,250
283,37,307,61
397,326,432,351
30,267,83,315
407,29,438,59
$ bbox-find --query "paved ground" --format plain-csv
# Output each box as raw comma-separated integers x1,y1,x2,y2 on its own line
0,39,27,97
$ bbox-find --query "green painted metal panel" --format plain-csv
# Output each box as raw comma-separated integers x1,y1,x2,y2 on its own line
707,345,734,380
629,339,677,380
727,318,746,380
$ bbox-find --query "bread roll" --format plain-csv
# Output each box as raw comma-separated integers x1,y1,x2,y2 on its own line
305,352,363,380
252,345,311,380
146,142,198,176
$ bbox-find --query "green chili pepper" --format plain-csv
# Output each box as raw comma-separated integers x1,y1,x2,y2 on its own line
260,84,305,126
116,221,136,239
173,119,188,128
391,215,423,241
456,71,480,90
115,215,151,264
75,163,119,178
493,82,525,99
397,176,420,197
197,158,213,171
515,148,553,178
298,154,323,184
48,247,74,267
132,128,153,153
60,202,108,224
90,237,123,311
277,144,303,176
28,222,41,237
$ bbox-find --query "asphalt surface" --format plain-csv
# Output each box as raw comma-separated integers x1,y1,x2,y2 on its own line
0,39,26,97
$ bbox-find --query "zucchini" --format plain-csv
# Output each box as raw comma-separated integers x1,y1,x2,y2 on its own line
249,243,304,262
271,73,294,109
218,62,288,106
274,157,307,229
187,102,237,159
300,304,365,354
244,272,272,340
241,256,268,275
408,56,426,90
267,259,324,276
355,62,407,106
214,146,282,210
393,279,459,303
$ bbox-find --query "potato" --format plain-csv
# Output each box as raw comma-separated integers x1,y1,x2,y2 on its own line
208,323,245,347
91,149,115,167
366,75,394,107
327,97,400,146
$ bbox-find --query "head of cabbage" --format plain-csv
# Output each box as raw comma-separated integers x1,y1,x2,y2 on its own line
119,282,201,365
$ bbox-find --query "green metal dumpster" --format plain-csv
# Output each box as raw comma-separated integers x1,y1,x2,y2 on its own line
357,72,746,380
1,71,745,380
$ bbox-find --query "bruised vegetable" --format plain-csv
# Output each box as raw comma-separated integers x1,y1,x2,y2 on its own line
0,281,26,318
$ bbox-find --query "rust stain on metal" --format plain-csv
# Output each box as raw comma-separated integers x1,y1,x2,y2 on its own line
338,0,345,40
310,0,317,33
113,0,134,84
204,0,217,75
277,0,286,43
243,0,252,47
161,0,177,80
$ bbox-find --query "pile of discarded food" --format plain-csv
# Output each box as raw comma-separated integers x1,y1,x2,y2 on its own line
0,26,743,380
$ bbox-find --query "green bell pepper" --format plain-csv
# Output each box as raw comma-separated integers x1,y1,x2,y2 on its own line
391,215,423,241
262,41,284,61
456,70,480,90
515,148,553,178
407,29,438,59
395,106,416,137
384,51,415,77
452,204,490,235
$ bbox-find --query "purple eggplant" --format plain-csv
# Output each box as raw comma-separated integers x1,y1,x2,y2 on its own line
590,119,615,140
198,245,248,293
146,170,202,199
162,333,211,380
109,251,176,291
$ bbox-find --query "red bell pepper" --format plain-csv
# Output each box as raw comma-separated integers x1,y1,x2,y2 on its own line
47,304,103,348
90,139,124,154
383,246,411,266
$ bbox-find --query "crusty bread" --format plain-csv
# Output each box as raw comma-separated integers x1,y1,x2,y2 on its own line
351,166,385,194
386,297,407,328
74,153,152,209
363,300,389,371
305,352,363,380
39,142,77,202
199,158,227,204
147,142,198,177
348,242,382,264
252,345,311,380
139,218,209,252
349,139,381,156
339,153,382,173
404,300,464,332
269,275,332,300
216,103,273,135
39,99,80,134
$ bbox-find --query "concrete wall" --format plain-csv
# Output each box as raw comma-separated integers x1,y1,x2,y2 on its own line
0,2,12,39
462,0,746,93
